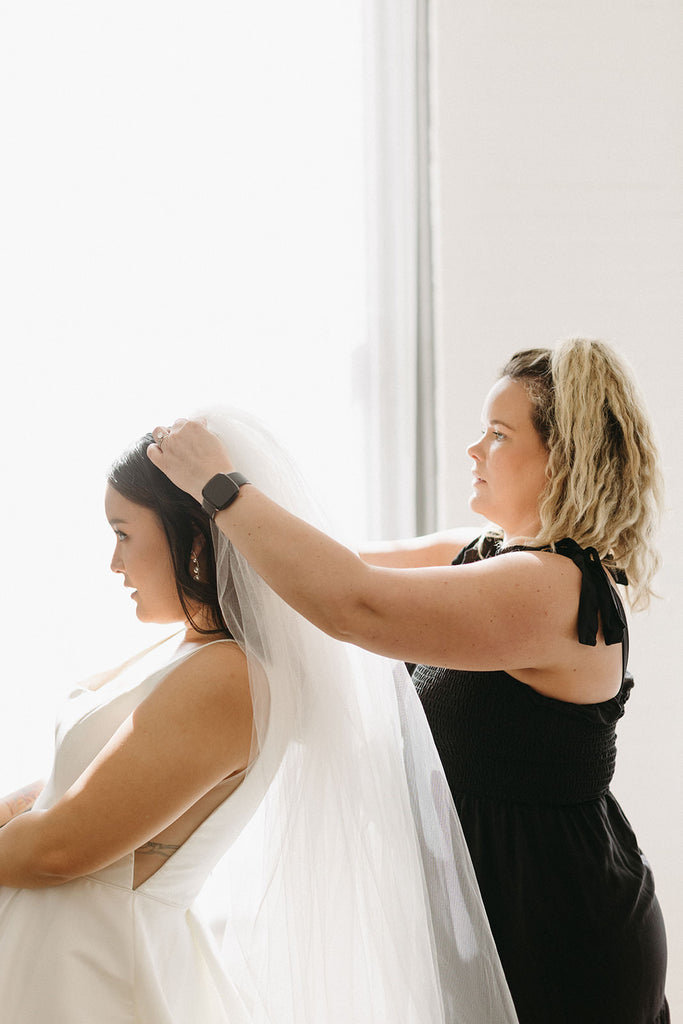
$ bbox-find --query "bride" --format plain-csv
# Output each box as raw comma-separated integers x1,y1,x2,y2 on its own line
0,409,516,1023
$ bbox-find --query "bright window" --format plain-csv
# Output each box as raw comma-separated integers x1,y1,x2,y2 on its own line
0,2,369,789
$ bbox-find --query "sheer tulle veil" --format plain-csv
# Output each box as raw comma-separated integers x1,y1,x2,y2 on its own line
197,408,518,1023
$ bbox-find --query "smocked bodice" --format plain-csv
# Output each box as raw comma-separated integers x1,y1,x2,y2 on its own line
413,536,632,806
413,663,632,804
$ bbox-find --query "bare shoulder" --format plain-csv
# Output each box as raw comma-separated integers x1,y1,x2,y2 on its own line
468,547,583,627
479,550,623,701
172,637,248,681
180,638,248,673
433,547,585,671
454,545,582,591
146,639,251,720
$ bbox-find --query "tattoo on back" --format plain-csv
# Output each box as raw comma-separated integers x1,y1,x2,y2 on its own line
136,841,180,859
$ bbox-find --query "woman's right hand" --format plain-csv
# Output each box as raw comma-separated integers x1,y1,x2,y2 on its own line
0,781,44,827
147,418,235,504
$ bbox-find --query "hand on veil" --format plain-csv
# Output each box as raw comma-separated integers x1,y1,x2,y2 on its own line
147,418,235,503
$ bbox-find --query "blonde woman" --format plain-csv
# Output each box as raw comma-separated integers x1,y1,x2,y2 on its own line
151,339,669,1024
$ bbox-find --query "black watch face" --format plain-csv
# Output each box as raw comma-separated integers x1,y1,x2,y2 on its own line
204,474,239,510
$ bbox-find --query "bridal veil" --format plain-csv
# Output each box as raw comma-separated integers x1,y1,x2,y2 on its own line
197,408,518,1023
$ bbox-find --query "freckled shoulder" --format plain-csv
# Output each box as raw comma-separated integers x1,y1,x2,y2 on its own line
455,547,585,636
484,546,584,598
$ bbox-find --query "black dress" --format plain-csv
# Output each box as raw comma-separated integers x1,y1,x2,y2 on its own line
412,538,669,1024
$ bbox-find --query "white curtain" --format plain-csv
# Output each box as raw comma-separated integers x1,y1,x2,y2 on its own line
361,0,437,540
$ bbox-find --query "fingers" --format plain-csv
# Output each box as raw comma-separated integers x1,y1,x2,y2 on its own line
148,424,172,466
150,418,200,448
146,415,232,499
152,426,170,446
147,418,198,466
147,441,162,465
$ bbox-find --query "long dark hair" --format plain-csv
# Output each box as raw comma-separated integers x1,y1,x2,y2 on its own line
108,433,231,636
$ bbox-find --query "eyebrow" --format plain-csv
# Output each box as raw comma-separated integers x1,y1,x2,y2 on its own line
484,419,517,432
108,518,129,526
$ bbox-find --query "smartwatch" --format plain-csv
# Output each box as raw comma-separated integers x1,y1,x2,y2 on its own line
201,472,250,519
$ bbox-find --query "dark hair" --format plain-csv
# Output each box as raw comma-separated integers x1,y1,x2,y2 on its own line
107,433,231,636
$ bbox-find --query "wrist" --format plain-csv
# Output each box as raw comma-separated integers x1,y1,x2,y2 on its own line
201,471,250,519
188,463,234,504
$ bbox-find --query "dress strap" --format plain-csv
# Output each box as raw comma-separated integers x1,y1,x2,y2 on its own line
548,539,627,648
454,535,628,649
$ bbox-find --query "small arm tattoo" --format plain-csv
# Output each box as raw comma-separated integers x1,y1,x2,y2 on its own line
1,781,44,823
136,841,180,859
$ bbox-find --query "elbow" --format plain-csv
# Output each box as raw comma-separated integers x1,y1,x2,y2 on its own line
31,845,86,887
17,839,85,888
319,596,379,650
4,812,87,889
309,564,385,650
321,605,353,643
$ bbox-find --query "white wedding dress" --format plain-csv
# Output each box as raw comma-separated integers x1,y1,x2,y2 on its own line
0,636,255,1024
0,408,519,1023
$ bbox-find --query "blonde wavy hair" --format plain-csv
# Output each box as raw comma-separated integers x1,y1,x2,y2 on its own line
497,339,664,609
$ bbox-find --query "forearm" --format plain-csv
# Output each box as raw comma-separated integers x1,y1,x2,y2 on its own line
359,527,478,568
0,810,70,889
0,780,44,828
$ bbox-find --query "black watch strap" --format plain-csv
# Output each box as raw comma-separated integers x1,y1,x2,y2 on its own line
201,472,250,519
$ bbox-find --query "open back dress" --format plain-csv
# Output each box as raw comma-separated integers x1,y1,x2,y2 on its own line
0,637,256,1024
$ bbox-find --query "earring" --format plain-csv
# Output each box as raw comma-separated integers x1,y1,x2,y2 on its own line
191,552,201,582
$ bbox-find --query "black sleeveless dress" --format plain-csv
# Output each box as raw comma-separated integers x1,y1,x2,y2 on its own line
412,538,669,1024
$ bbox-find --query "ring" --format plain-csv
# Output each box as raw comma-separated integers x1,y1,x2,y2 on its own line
154,429,169,447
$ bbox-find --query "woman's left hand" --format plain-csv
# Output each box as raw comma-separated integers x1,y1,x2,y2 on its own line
147,418,235,503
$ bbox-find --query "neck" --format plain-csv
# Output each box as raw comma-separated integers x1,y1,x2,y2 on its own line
182,622,225,644
501,519,541,545
180,598,225,643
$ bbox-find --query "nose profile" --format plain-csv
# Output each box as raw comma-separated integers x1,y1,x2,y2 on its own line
467,438,482,460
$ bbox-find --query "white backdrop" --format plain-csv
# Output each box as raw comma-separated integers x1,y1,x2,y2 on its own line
1,0,679,1011
0,2,369,790
430,0,683,1012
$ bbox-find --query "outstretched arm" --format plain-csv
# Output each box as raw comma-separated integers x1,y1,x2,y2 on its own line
359,528,478,569
147,420,582,675
0,642,252,889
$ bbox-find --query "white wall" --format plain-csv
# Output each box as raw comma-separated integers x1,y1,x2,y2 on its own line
431,1,682,1012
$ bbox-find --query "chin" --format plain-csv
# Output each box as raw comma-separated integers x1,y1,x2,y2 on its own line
468,493,488,516
134,604,157,624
